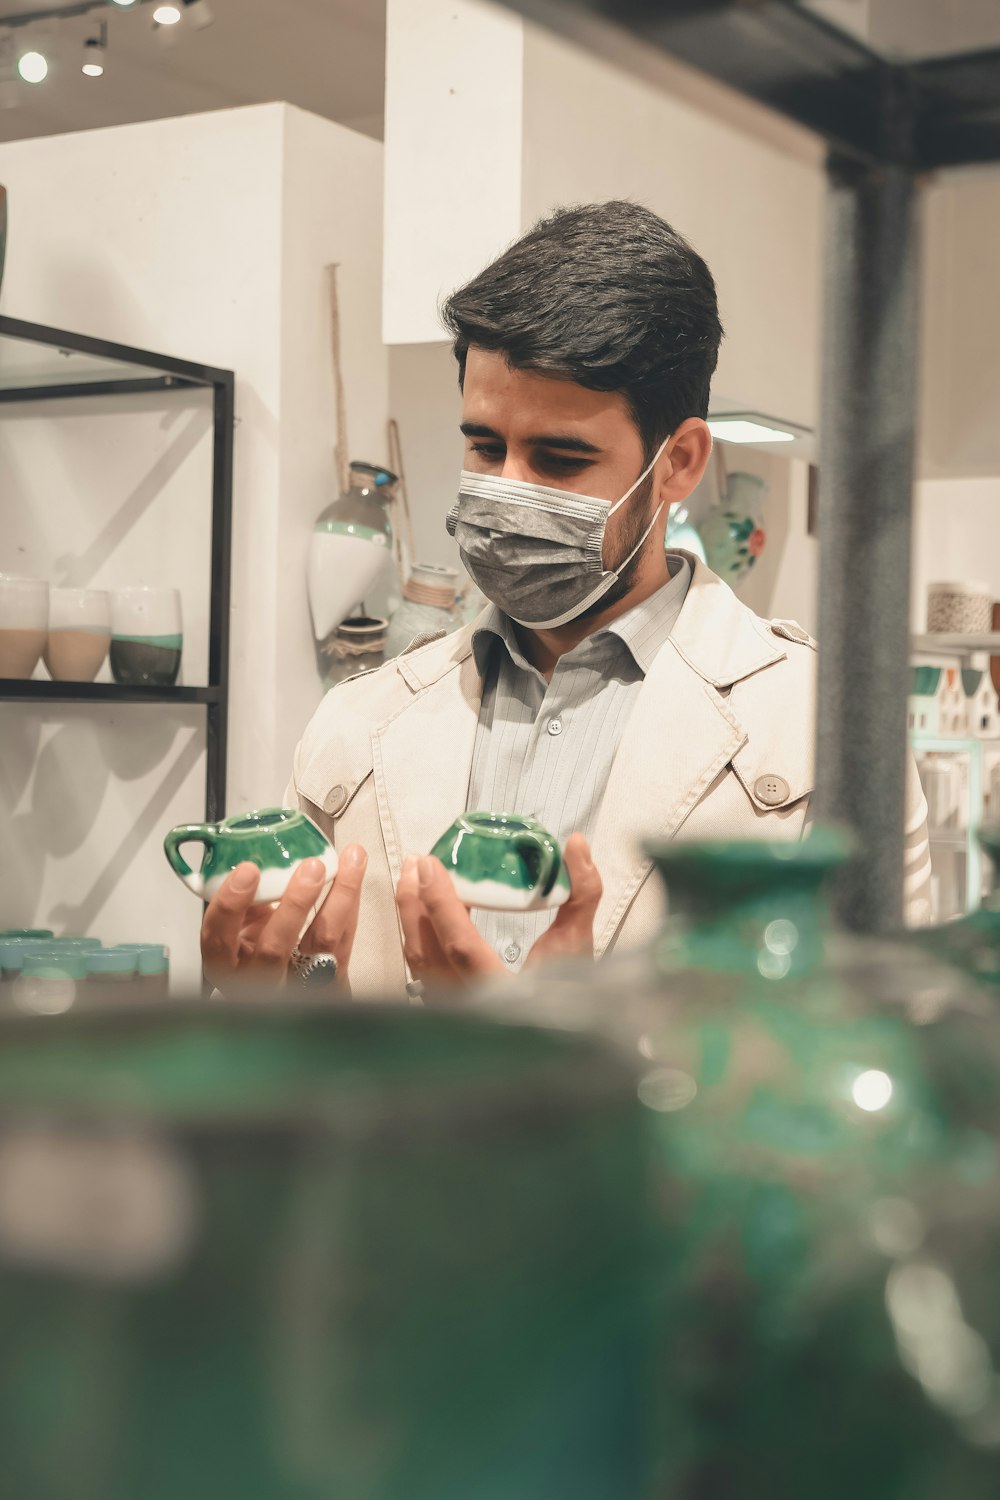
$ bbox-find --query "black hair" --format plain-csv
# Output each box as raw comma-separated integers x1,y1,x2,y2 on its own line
441,200,723,458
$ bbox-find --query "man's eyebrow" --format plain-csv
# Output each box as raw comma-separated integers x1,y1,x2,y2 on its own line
460,422,601,454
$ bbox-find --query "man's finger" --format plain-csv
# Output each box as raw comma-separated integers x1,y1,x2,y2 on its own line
300,844,367,975
527,834,602,966
201,862,262,983
416,856,504,980
252,857,328,982
396,856,451,981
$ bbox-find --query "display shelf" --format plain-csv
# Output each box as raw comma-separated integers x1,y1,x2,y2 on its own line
0,681,220,706
1,314,234,822
912,633,1000,659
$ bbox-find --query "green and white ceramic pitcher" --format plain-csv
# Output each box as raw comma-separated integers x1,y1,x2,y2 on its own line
430,812,571,912
164,808,337,903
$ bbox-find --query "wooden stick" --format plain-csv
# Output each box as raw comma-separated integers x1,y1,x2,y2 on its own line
327,263,350,496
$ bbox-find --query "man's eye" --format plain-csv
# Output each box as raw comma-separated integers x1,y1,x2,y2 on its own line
470,443,505,461
538,455,592,476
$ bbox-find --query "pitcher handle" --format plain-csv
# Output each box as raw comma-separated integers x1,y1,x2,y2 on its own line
163,823,218,899
515,828,561,898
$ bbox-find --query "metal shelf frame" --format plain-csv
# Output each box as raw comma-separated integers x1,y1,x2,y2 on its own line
0,314,235,823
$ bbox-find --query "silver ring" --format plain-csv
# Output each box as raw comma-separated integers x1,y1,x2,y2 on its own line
291,948,339,989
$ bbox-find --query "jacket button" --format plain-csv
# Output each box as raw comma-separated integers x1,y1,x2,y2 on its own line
324,784,348,815
754,774,791,807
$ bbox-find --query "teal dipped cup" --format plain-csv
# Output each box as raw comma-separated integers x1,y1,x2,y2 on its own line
430,812,571,913
164,807,338,904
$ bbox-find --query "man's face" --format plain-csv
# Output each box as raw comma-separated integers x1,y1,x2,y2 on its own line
460,347,655,576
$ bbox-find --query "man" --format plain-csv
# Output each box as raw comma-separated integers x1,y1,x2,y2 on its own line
202,201,931,995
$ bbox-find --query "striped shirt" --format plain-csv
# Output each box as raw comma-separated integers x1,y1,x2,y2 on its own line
467,555,692,969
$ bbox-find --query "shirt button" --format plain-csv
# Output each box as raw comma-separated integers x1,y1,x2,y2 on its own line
503,943,521,964
547,718,563,737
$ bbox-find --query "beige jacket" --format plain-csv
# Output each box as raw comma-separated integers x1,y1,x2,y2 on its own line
287,555,931,997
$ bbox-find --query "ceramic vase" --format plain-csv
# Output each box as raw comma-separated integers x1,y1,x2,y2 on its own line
43,587,111,682
0,1000,657,1500
492,831,1000,1498
0,575,48,679
698,471,767,584
385,563,463,659
308,462,396,662
110,587,182,688
320,614,387,691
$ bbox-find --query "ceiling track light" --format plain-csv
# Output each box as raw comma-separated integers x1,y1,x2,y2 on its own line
82,21,106,76
151,2,182,24
16,46,48,85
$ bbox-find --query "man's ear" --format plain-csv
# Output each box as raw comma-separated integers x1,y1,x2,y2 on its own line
658,418,713,508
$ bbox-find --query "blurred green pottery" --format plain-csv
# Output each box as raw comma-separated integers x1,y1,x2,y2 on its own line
431,811,570,912
164,807,337,903
498,831,1000,1499
0,1000,656,1500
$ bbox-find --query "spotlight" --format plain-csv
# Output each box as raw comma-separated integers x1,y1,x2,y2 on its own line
182,0,214,29
17,49,48,85
152,3,182,22
108,0,137,6
82,27,106,78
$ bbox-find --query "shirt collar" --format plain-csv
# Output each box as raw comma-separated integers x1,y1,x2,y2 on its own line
471,552,692,681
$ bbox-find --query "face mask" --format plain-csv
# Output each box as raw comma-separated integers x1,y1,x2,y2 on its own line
446,438,670,630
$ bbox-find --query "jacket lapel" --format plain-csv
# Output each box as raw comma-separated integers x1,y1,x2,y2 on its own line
371,633,483,886
589,556,785,957
589,639,746,956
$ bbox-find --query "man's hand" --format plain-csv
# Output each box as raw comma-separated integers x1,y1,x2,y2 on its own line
395,833,602,989
201,845,367,992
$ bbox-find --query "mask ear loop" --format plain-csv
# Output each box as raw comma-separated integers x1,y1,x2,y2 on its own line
607,434,672,518
604,434,672,574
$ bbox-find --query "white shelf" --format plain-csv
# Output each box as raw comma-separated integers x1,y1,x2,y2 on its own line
912,633,1000,655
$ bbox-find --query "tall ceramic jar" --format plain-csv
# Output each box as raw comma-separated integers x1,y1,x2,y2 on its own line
385,563,463,659
492,833,1000,1499
307,462,396,677
319,614,387,692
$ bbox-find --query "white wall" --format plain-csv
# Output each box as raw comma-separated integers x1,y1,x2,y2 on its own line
920,167,1000,479
520,26,824,434
0,104,387,989
383,0,524,345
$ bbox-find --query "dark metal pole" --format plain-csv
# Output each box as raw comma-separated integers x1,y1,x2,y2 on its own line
206,373,235,824
814,149,921,933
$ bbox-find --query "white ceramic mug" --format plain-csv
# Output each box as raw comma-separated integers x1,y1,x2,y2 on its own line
43,587,112,682
0,575,49,679
110,587,183,687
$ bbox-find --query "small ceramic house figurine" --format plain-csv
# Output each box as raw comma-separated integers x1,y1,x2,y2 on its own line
908,665,941,736
963,666,1000,739
938,665,968,737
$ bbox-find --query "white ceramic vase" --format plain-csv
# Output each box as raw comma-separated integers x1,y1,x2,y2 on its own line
308,462,396,644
